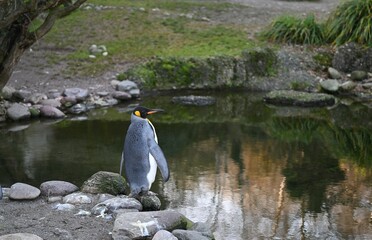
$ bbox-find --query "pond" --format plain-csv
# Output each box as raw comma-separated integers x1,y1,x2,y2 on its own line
1,92,372,239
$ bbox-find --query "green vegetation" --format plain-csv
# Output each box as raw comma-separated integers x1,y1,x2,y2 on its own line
43,0,253,76
326,0,372,46
261,0,372,46
260,14,325,45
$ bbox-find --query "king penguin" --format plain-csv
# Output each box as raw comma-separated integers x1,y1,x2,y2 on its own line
120,106,170,198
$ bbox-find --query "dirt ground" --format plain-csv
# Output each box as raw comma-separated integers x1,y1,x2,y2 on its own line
1,1,339,239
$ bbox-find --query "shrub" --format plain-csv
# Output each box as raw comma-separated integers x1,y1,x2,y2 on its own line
326,0,372,46
261,14,325,45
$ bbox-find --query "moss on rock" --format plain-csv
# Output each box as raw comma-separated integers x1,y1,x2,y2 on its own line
81,171,128,195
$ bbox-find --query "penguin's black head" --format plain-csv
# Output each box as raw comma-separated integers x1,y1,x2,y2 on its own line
133,106,164,119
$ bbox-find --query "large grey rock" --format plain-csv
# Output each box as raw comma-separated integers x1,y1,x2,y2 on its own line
92,196,142,215
6,103,30,121
40,99,62,108
63,192,92,204
63,88,89,101
332,43,372,73
152,230,177,240
116,80,139,92
39,105,65,118
263,90,336,107
112,210,188,240
40,181,79,196
0,233,43,240
67,103,87,114
13,89,32,101
1,86,15,100
320,79,340,92
81,171,128,195
172,230,211,240
327,67,342,79
9,183,40,200
172,96,216,106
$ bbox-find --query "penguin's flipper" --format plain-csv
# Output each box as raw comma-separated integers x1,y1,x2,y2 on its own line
148,139,170,182
119,151,124,176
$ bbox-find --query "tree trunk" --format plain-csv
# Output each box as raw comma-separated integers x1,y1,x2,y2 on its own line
0,0,87,90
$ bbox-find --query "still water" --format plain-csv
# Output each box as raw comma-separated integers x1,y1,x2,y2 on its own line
1,92,372,239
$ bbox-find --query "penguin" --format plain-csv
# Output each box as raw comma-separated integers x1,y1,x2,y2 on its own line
120,106,170,198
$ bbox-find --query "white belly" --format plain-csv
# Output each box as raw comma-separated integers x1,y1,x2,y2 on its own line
146,153,157,189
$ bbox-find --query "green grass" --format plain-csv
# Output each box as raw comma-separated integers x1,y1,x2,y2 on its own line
326,0,372,46
260,14,325,45
43,0,253,76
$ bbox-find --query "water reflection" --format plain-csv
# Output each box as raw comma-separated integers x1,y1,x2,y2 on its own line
0,92,371,239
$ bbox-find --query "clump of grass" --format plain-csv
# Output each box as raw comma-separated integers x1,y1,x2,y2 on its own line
326,0,372,46
261,14,325,45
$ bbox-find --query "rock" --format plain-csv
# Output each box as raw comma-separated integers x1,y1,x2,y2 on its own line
172,96,216,106
81,171,128,195
332,43,372,73
116,80,139,92
263,90,336,107
97,91,109,97
6,103,31,121
40,99,62,108
129,89,140,98
9,183,40,200
60,96,77,107
172,230,211,240
13,89,32,101
1,187,10,198
26,93,47,104
63,88,89,102
340,81,357,91
1,86,15,100
89,44,107,56
40,181,79,197
48,196,63,203
94,98,119,107
53,228,73,240
362,82,372,89
320,79,340,92
29,106,41,117
112,210,188,240
350,70,368,81
328,67,342,79
39,105,65,118
53,203,76,211
63,192,92,204
92,196,143,215
139,194,161,211
67,103,88,114
112,91,132,100
152,230,177,240
0,233,43,240
47,89,62,99
111,80,121,88
96,193,115,203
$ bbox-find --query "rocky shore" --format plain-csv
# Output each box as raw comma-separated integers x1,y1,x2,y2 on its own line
0,171,214,240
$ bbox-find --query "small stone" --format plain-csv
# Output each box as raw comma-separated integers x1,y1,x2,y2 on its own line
29,106,41,117
9,183,41,200
152,230,177,240
340,81,357,91
139,194,161,211
1,86,15,100
6,103,31,121
0,233,43,240
328,67,342,79
68,103,87,114
47,89,62,99
172,230,210,240
26,93,47,104
63,88,89,102
53,203,76,211
129,88,140,98
48,196,63,203
362,82,372,89
39,105,65,118
111,80,121,88
97,91,109,97
40,180,79,197
116,80,138,92
92,196,143,214
112,91,132,100
61,96,77,107
63,192,92,204
190,222,214,239
320,79,340,92
351,70,368,81
40,99,62,108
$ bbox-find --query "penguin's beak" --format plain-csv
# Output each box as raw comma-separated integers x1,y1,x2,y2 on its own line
147,109,164,115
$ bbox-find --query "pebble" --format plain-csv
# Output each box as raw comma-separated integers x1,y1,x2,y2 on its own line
152,230,177,240
63,192,92,204
6,103,31,121
39,105,65,118
40,180,79,197
0,233,43,240
53,203,76,211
